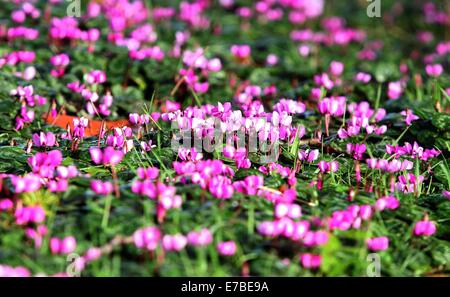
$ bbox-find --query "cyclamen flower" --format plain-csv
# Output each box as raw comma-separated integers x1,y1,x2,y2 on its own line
25,225,48,248
0,199,13,211
443,191,450,199
318,96,346,116
366,237,389,251
425,64,443,77
50,236,77,254
14,205,46,225
230,45,251,59
300,253,321,269
0,265,31,277
217,241,237,256
209,175,234,199
413,220,436,236
32,132,56,147
73,117,89,139
354,72,371,83
133,226,161,251
400,109,419,125
11,173,41,193
86,70,106,84
178,147,203,162
91,180,113,195
318,160,339,173
346,143,366,160
298,149,319,162
89,147,124,166
375,196,400,211
396,173,423,193
187,228,213,247
274,203,302,219
266,54,278,65
387,81,403,100
233,175,264,196
136,167,159,180
302,230,329,247
162,234,188,252
329,61,344,76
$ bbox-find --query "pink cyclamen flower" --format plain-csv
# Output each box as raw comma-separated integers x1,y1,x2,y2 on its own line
90,180,113,195
162,234,188,252
274,203,302,219
375,196,400,211
298,149,319,162
443,191,450,199
318,160,339,173
187,228,213,247
329,61,344,76
0,199,14,211
32,132,56,147
89,147,124,166
387,81,403,100
425,64,443,77
346,143,366,160
86,70,106,84
300,253,321,269
366,236,389,251
217,241,237,256
413,220,436,236
133,226,161,251
266,54,278,66
230,45,251,59
84,247,102,262
50,236,77,254
400,109,419,125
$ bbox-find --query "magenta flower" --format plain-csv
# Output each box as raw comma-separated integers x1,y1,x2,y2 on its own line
133,226,161,251
318,160,339,173
91,180,113,195
233,175,263,196
187,228,213,247
266,54,278,66
346,143,366,160
366,236,389,251
32,132,56,147
425,64,443,77
0,265,31,277
0,199,13,211
303,230,329,247
84,247,102,262
217,241,237,256
162,234,188,252
208,175,234,199
136,167,159,180
298,149,319,162
413,220,436,236
300,253,321,269
86,70,106,84
318,96,346,116
387,81,403,100
396,173,423,193
274,203,302,219
89,147,124,166
329,60,344,76
11,173,41,193
375,196,400,211
354,72,371,83
50,236,77,254
231,45,251,59
14,205,45,225
400,109,419,125
444,191,450,199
